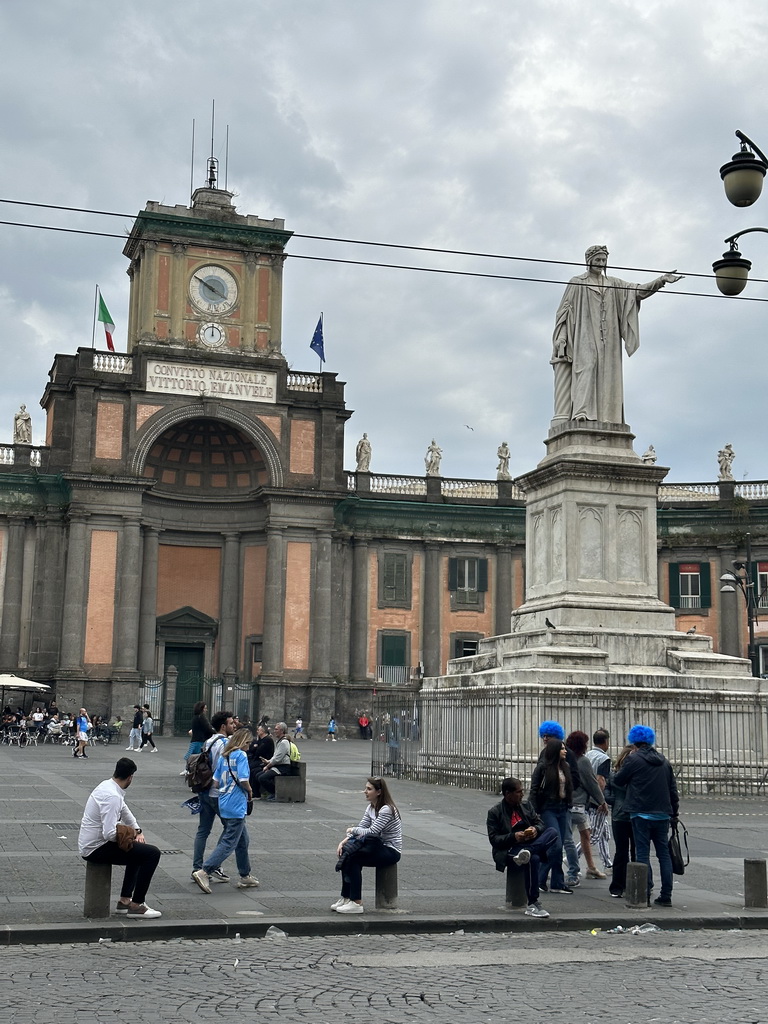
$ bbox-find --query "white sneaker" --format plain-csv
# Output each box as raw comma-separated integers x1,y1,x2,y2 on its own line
179,770,187,776
335,901,363,914
192,869,211,894
512,848,531,866
330,897,348,910
126,903,162,918
125,746,135,751
150,747,158,753
236,875,260,888
525,902,550,919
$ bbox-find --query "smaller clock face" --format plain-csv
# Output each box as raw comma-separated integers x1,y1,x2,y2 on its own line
189,264,239,315
198,322,226,349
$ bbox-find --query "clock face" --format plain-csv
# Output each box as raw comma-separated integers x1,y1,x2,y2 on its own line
198,322,226,349
189,264,239,315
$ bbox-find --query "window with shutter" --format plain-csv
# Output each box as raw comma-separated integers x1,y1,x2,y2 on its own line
378,552,411,609
449,556,488,609
670,562,711,610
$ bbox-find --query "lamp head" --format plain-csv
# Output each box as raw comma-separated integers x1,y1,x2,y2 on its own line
713,244,751,296
721,147,766,207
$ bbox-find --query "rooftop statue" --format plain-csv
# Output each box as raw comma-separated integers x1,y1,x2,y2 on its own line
355,432,372,473
551,246,683,424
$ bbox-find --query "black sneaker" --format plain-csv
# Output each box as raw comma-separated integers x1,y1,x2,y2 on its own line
539,881,548,892
653,896,672,906
609,890,624,898
549,886,574,894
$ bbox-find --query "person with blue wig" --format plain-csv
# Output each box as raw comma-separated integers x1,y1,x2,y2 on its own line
614,724,679,907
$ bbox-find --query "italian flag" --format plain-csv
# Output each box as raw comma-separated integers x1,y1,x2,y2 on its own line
97,290,115,352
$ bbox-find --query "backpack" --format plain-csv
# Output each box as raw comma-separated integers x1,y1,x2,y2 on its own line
289,741,301,763
186,746,214,793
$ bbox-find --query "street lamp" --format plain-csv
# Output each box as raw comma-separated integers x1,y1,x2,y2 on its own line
714,131,768,295
719,532,765,677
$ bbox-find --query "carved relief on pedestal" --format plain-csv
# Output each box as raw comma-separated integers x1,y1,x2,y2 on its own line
577,505,604,580
531,513,545,587
617,508,645,582
550,506,564,582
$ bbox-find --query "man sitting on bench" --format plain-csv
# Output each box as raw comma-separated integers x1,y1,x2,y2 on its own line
78,757,162,918
486,777,558,919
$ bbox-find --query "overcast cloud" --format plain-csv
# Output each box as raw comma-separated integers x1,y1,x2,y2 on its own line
1,0,767,483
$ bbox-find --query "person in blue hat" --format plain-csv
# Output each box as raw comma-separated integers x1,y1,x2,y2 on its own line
614,725,679,907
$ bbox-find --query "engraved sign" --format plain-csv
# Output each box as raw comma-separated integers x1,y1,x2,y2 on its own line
145,360,277,404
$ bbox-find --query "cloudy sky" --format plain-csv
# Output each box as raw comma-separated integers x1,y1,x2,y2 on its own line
1,0,767,484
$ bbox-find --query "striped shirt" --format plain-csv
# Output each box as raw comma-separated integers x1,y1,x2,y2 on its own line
351,804,402,852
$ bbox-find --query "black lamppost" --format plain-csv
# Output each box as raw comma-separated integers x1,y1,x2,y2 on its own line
719,532,763,677
714,131,768,295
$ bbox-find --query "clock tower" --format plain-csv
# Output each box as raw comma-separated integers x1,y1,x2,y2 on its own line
123,184,292,357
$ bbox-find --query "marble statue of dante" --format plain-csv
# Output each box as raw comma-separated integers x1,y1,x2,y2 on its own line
551,246,683,424
496,441,511,481
13,404,31,444
425,439,442,477
355,432,372,472
718,443,735,482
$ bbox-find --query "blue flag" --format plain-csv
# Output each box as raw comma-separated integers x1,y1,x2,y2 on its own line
310,315,325,362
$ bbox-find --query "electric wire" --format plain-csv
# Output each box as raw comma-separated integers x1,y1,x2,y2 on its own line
0,200,767,299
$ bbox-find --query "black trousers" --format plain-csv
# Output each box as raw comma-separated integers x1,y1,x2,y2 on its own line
255,765,290,796
85,840,161,904
610,819,635,894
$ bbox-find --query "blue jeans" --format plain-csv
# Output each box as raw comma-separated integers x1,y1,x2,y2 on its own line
632,816,673,900
184,740,203,763
508,826,559,904
192,790,220,870
203,816,251,877
563,810,580,879
538,804,568,889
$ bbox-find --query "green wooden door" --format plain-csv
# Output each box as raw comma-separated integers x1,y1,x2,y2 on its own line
166,646,205,735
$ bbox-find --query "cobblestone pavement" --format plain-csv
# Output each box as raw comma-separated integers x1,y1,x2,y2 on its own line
3,929,768,1023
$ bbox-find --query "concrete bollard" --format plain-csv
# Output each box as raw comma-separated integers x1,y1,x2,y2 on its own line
505,865,528,908
84,861,112,918
625,861,649,908
744,859,768,908
375,863,398,909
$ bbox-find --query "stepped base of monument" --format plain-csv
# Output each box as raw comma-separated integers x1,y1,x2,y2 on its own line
425,624,758,694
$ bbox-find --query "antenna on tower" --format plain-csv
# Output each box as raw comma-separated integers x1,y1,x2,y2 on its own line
224,125,230,190
189,119,196,202
206,99,218,189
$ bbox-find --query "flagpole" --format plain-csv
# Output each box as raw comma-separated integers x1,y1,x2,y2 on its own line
319,311,323,372
91,285,99,349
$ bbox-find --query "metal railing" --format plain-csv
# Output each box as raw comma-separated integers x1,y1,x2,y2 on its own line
372,684,768,796
375,665,414,686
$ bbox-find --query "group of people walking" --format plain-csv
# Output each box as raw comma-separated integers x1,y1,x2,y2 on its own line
125,704,157,752
487,720,679,919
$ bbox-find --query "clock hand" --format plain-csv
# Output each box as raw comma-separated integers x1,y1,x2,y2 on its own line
194,274,226,300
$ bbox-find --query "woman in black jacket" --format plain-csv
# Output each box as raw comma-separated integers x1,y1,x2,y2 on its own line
529,738,574,894
183,701,214,773
605,744,636,897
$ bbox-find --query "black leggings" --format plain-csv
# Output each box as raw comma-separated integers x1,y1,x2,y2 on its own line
85,840,161,904
341,845,400,902
140,733,156,749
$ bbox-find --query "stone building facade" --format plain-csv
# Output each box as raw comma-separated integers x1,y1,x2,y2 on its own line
0,185,766,732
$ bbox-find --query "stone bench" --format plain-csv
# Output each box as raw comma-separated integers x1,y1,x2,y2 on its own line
84,860,112,918
505,862,527,908
275,761,307,803
375,861,398,909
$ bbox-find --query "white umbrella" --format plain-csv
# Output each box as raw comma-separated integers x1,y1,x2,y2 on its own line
0,674,51,691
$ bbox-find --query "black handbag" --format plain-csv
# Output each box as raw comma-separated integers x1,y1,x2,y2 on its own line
669,818,689,875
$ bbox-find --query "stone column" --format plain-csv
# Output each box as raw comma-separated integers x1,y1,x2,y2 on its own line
218,531,241,675
261,527,284,676
311,532,333,679
423,542,442,677
59,514,89,670
114,518,142,672
137,527,160,675
495,545,514,637
350,539,369,681
719,545,743,658
0,518,27,670
169,242,187,340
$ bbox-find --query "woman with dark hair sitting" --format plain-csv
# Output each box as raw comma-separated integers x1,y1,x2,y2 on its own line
530,738,574,894
565,730,609,879
332,776,402,915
